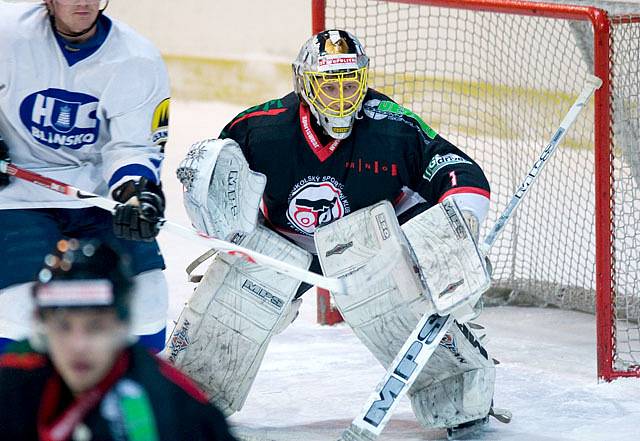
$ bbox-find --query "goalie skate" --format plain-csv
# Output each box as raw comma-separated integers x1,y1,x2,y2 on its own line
446,406,511,440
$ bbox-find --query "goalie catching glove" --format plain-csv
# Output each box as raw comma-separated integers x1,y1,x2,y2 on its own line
177,138,266,240
112,178,165,241
0,135,10,189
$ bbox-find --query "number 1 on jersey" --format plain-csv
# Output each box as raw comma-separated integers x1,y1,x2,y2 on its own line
449,171,458,186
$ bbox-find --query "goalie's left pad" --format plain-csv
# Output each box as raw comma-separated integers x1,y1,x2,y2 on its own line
166,225,311,415
402,196,491,321
315,200,494,429
176,137,266,239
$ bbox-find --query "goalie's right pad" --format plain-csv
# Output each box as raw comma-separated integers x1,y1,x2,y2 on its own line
166,225,311,415
176,138,266,239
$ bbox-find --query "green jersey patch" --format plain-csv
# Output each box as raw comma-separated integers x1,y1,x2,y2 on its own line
375,100,438,140
423,153,471,181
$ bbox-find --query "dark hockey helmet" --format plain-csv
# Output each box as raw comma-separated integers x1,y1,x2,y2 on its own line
293,29,369,140
32,239,133,321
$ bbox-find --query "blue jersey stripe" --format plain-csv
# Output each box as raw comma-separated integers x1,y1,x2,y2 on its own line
108,164,158,188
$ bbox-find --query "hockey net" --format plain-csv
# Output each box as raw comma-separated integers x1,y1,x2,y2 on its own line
312,0,640,381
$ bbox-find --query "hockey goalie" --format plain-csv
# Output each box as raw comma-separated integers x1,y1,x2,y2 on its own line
167,29,509,436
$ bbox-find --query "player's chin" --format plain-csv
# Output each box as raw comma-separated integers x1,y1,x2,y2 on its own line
71,13,97,25
61,362,101,392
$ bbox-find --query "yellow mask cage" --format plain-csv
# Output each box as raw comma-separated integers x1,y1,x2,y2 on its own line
303,67,368,118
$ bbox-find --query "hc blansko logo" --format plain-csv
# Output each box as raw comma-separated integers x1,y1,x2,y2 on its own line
20,88,100,150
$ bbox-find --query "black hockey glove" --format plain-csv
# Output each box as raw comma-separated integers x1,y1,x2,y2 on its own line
0,136,10,189
112,178,165,241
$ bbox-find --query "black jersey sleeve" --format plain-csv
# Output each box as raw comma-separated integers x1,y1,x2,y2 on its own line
404,116,490,205
219,108,252,162
219,97,293,165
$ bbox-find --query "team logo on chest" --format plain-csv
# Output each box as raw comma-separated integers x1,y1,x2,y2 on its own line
286,176,351,235
19,88,100,150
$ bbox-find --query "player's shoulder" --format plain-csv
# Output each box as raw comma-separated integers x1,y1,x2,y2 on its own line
104,15,164,64
223,92,299,134
0,3,48,42
361,88,439,141
0,2,43,22
0,340,49,372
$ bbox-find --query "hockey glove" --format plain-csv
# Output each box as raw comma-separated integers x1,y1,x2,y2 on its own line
0,136,10,189
113,178,165,241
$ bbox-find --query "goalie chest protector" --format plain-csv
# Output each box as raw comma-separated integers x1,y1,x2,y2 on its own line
220,89,489,250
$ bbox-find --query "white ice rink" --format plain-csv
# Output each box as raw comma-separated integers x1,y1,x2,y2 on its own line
159,100,640,441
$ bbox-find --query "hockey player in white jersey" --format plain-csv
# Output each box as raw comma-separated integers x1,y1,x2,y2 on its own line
168,30,508,437
0,0,171,353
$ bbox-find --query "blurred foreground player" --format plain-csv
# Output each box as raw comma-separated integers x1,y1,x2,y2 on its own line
0,240,237,441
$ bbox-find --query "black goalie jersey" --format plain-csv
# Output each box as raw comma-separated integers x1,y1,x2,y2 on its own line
220,89,490,252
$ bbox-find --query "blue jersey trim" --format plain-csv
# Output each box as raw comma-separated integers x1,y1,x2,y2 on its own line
0,338,16,355
150,158,163,169
54,15,112,67
108,164,158,188
137,327,166,354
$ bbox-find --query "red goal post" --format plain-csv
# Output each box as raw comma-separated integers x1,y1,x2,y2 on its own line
312,0,640,381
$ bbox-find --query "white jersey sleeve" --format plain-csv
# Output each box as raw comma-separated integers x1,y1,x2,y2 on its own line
98,30,170,194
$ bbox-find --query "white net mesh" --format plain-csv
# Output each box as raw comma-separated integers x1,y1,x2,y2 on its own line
320,0,640,375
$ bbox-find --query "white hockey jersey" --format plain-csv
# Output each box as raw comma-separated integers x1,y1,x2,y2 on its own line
0,3,170,209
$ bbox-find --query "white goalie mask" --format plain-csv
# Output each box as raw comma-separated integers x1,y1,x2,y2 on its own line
293,29,369,140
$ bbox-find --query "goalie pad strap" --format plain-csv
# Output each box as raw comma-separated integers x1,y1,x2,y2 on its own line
185,249,217,283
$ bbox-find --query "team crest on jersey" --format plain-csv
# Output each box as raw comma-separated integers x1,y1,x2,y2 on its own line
286,176,351,235
19,88,100,150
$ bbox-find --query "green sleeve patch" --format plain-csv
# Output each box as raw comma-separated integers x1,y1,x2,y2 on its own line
423,153,472,181
377,100,438,140
233,99,285,120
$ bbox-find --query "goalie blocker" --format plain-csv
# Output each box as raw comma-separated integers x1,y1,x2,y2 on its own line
315,199,495,429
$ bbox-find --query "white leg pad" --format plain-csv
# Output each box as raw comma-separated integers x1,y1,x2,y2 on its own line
129,269,168,336
0,282,34,340
315,201,494,429
166,225,310,414
409,322,495,428
315,201,433,366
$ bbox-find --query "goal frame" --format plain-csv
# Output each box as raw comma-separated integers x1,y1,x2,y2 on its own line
311,0,635,382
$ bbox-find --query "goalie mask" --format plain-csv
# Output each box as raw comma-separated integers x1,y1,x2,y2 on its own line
293,29,369,140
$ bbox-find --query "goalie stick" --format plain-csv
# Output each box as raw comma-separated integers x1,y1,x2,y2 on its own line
338,75,603,441
0,162,393,294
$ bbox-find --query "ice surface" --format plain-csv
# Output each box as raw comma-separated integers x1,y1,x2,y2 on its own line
160,100,640,440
